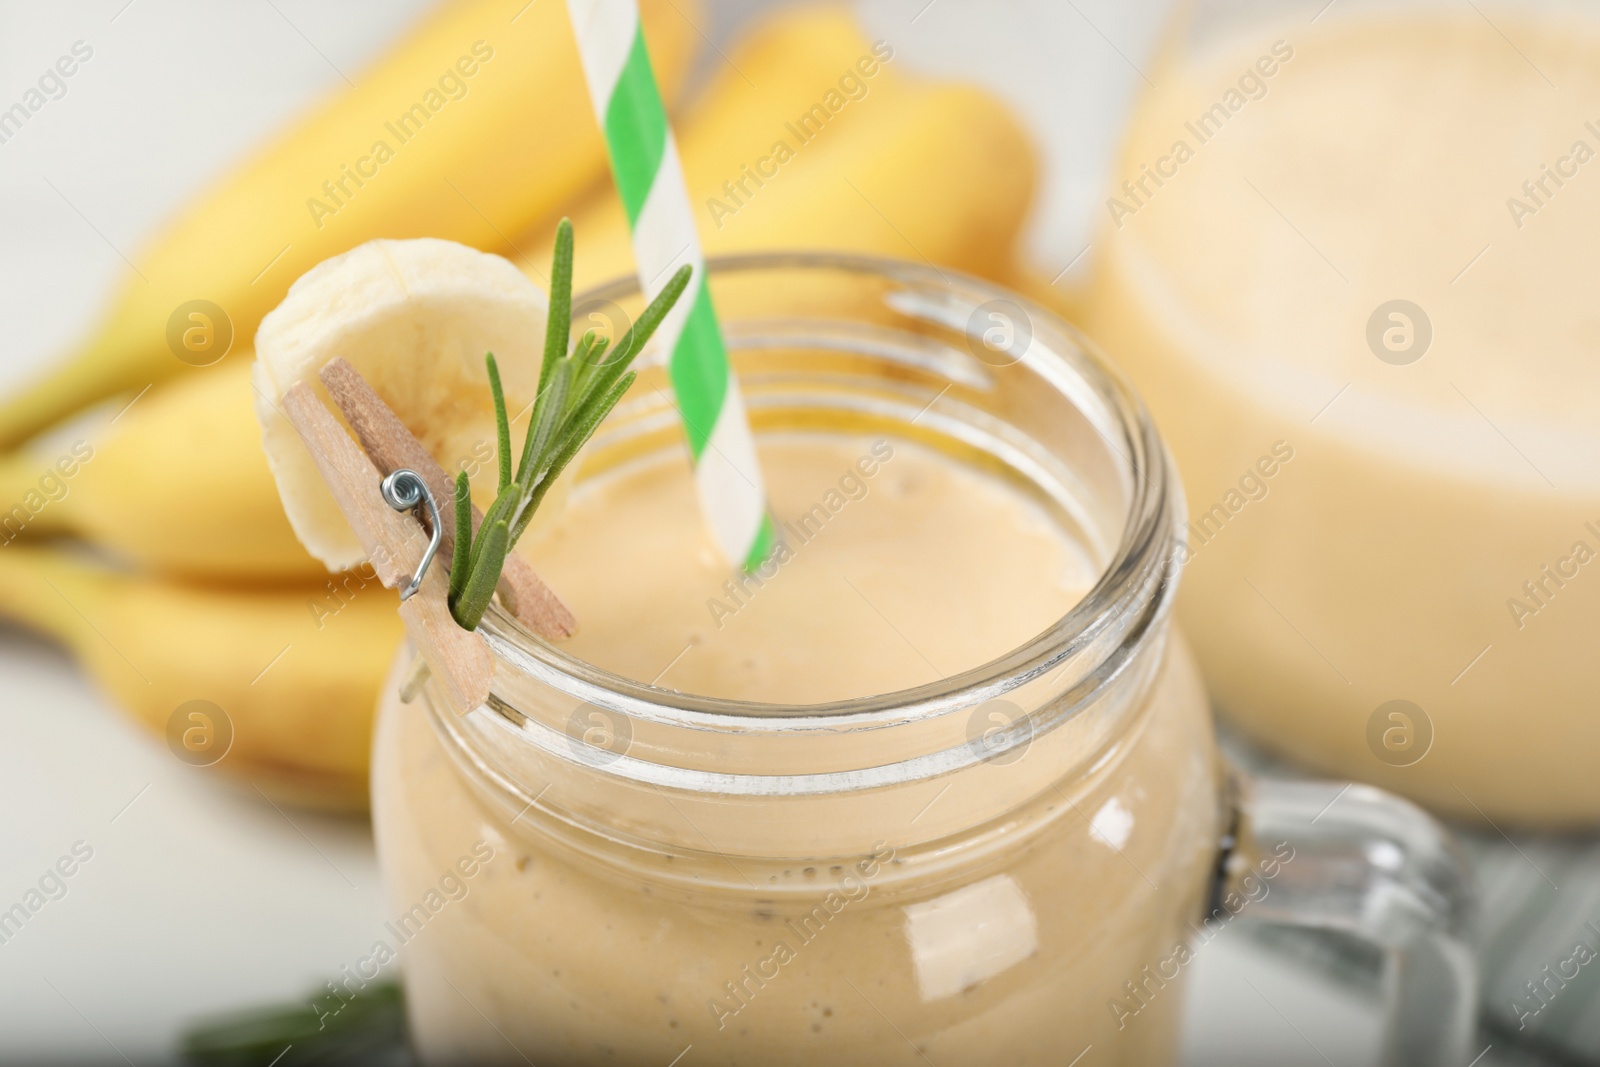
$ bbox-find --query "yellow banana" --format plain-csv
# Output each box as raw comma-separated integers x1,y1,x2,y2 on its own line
0,357,323,581
536,7,1039,292
0,7,1037,586
0,544,403,810
0,0,700,450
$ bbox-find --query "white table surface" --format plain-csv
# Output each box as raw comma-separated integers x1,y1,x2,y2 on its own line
0,1,1429,1062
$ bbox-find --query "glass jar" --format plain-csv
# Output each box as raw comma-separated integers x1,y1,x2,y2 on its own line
372,255,1474,1065
1086,0,1600,827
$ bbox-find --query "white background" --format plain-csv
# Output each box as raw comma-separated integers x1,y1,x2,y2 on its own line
0,1,1434,1062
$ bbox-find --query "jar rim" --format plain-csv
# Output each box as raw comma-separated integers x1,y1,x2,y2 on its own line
476,251,1180,736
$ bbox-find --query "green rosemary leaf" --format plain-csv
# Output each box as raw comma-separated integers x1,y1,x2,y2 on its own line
541,362,628,482
179,980,404,1067
453,518,509,630
515,221,575,488
520,359,573,494
567,262,690,431
468,484,521,579
540,218,574,392
570,332,610,399
571,328,600,365
485,352,512,492
459,486,517,614
610,263,692,366
448,470,472,605
540,219,572,377
445,225,691,632
515,383,552,489
516,371,636,542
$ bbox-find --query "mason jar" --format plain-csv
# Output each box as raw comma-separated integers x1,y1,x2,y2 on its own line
372,254,1475,1065
1086,0,1600,826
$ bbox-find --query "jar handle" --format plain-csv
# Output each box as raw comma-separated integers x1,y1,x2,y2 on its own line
1221,776,1477,1066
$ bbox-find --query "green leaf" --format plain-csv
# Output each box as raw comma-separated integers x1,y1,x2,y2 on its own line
448,470,473,606
573,263,690,424
469,484,521,579
180,981,404,1067
452,519,509,631
571,329,600,365
611,263,692,365
570,332,610,399
516,371,636,542
542,219,573,380
446,225,692,633
517,219,575,487
519,359,572,494
485,352,512,492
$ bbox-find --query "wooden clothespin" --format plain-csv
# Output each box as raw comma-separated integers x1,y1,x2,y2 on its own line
281,381,493,716
318,357,578,641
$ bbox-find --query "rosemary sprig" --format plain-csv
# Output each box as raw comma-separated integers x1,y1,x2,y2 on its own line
447,218,692,630
180,980,404,1066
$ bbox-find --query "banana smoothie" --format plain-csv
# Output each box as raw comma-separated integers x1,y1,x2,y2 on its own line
372,433,1223,1065
1088,13,1600,825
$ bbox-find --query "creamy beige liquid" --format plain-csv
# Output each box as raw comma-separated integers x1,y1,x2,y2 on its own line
1088,14,1600,825
372,435,1220,1064
529,437,1093,702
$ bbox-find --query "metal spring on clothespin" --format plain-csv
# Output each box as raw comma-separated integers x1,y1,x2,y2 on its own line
378,469,441,600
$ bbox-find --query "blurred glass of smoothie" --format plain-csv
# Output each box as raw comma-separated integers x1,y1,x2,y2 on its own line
1088,4,1600,826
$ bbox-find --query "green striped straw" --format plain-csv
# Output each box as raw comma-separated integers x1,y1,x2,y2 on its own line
565,0,774,570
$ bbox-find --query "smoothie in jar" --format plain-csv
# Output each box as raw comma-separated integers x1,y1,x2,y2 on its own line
1088,9,1600,825
371,259,1225,1065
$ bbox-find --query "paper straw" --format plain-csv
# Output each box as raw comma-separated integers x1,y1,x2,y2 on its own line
565,0,774,570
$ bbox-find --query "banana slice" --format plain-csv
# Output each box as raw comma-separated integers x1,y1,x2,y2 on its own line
253,238,547,570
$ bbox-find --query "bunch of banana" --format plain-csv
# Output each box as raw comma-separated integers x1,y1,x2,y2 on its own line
2,6,1039,585
0,0,698,451
0,359,320,581
0,4,1040,810
546,7,1038,292
0,0,700,809
0,544,402,811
